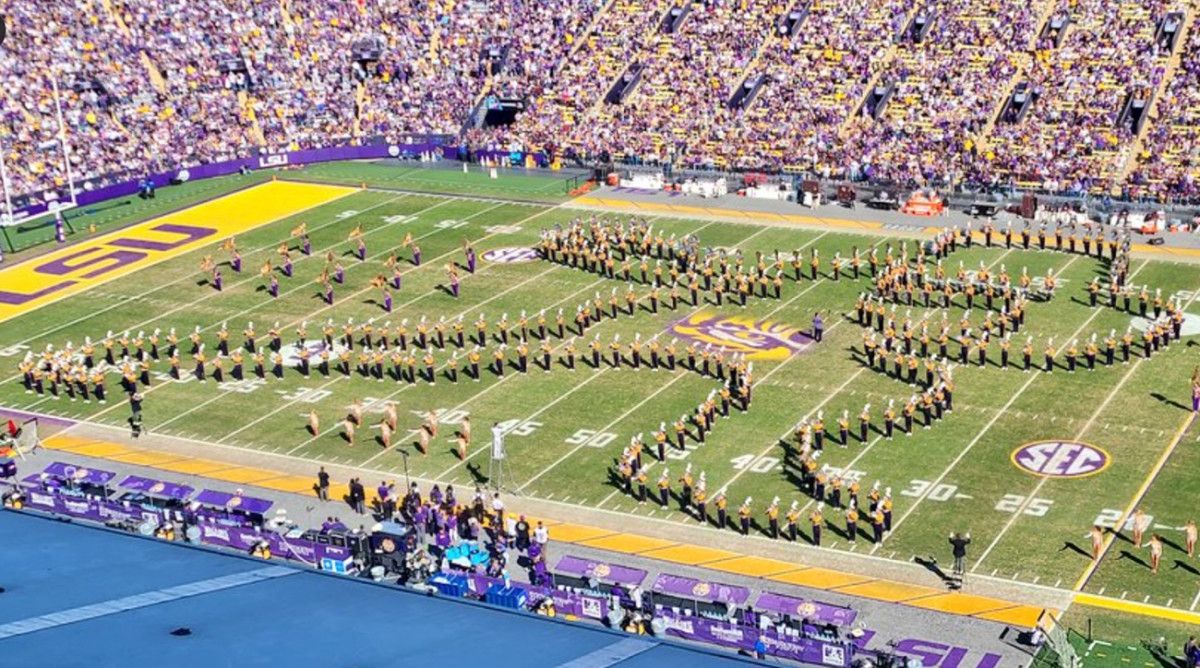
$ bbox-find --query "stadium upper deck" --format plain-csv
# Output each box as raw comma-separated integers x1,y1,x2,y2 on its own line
1,0,1197,201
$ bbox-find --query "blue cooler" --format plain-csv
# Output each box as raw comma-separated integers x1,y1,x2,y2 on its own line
429,573,468,598
485,583,527,610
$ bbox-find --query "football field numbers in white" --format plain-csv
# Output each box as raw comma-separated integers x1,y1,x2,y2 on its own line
900,479,967,502
995,493,1054,517
431,408,469,425
826,466,866,483
152,371,193,384
381,214,416,225
495,419,543,437
435,220,468,230
729,454,781,473
0,343,30,357
218,379,266,394
280,388,332,403
1093,508,1152,531
335,210,360,219
566,429,617,448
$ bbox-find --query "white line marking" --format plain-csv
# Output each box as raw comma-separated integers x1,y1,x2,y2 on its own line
0,566,296,640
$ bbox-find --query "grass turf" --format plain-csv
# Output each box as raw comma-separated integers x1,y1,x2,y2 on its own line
3,163,1200,652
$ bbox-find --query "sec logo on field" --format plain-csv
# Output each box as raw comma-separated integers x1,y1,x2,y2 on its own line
1011,440,1111,479
482,247,539,264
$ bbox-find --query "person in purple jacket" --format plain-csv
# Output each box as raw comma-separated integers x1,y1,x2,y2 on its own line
812,311,824,342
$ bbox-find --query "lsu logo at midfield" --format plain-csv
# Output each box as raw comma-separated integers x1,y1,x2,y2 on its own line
1011,440,1111,479
670,312,814,360
482,247,539,264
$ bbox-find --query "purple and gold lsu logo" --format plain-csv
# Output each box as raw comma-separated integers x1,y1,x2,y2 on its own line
670,312,814,360
691,582,712,597
1011,440,1111,478
482,247,539,264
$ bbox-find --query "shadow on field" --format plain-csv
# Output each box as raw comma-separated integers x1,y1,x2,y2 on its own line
1150,392,1190,411
1059,541,1092,560
1116,549,1151,570
913,556,952,585
1171,559,1200,576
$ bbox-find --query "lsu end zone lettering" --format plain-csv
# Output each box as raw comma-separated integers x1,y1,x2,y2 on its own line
0,181,357,324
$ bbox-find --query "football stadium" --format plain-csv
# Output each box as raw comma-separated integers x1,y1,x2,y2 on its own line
2,2,1200,667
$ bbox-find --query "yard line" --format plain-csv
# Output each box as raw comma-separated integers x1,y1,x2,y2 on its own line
52,200,521,422
968,345,1141,571
787,247,1020,513
4,191,435,392
230,262,565,447
881,253,1126,544
970,261,1181,572
514,371,692,493
1191,587,1200,611
424,221,764,477
712,235,941,497
446,227,832,487
352,273,614,465
594,235,851,504
290,202,706,460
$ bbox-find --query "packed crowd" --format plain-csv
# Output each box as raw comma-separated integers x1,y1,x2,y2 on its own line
0,0,598,200
1127,11,1200,200
359,0,602,140
2,0,1199,202
843,0,1044,185
595,0,788,163
984,0,1182,194
706,0,913,172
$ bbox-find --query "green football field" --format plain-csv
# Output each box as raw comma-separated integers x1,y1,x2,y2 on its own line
3,163,1200,649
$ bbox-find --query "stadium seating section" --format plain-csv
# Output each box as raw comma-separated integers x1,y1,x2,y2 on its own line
2,0,1198,200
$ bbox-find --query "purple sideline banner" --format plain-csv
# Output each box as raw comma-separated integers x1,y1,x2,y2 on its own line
193,489,273,514
118,475,194,500
455,572,609,620
755,591,858,627
658,611,853,667
20,483,164,526
195,523,351,565
6,141,551,224
651,573,750,606
40,461,116,486
554,555,647,586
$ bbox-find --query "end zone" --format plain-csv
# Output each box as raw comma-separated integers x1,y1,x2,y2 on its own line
0,180,358,324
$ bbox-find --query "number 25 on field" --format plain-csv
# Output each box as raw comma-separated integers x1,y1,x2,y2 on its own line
994,494,1054,516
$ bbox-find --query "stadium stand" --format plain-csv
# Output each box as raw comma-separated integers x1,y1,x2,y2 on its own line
2,0,1200,202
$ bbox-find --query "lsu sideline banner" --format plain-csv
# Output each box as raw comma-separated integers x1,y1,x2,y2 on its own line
0,181,357,323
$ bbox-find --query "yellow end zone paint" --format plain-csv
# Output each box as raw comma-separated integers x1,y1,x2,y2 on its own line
0,180,358,324
1073,593,1200,626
